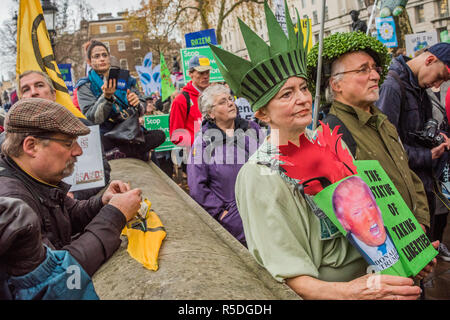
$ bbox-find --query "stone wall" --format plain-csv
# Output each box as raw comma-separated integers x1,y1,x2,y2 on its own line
92,158,300,300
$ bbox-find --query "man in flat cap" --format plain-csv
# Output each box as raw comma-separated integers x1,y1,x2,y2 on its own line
0,98,142,278
16,70,112,200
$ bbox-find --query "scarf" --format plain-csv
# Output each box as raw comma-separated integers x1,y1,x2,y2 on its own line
88,69,129,114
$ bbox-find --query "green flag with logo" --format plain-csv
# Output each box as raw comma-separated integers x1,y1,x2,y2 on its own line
160,53,175,101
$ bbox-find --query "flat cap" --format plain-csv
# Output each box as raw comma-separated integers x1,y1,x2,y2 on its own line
5,98,90,136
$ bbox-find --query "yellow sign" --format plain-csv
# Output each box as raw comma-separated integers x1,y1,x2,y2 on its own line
16,0,85,118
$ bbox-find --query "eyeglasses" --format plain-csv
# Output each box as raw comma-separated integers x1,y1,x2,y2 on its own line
213,95,235,108
33,136,78,149
332,65,382,77
91,52,109,59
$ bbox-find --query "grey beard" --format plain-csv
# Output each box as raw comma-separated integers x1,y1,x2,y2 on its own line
62,159,77,178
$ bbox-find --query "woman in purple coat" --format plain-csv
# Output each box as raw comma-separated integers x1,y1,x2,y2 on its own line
187,84,263,246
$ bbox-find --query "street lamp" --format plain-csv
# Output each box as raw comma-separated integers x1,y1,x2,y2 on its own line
41,0,58,49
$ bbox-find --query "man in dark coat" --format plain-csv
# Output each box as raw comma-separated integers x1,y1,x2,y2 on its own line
0,98,142,277
376,42,450,260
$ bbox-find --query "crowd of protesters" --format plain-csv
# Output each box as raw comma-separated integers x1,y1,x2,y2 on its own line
1,2,450,301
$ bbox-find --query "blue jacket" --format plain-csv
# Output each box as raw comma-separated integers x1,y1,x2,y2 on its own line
376,55,449,196
187,117,263,246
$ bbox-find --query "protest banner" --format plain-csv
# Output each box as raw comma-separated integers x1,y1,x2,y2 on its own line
58,63,74,95
313,160,438,277
16,0,84,118
185,29,218,48
375,16,398,48
62,125,105,192
144,114,180,152
405,32,438,58
180,46,224,83
160,53,175,101
136,52,161,96
235,97,255,121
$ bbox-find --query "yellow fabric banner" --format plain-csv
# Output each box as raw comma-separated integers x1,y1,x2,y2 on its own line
16,0,85,118
121,200,166,271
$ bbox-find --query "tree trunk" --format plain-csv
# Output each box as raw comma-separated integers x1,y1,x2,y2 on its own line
393,10,413,49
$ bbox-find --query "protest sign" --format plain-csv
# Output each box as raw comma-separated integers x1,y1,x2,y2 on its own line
376,16,398,48
235,97,254,121
136,52,161,96
405,32,438,58
144,114,180,152
313,160,438,277
180,46,224,83
62,125,105,192
185,29,218,48
58,63,74,94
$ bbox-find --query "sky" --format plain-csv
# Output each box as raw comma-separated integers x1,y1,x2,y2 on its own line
0,0,143,80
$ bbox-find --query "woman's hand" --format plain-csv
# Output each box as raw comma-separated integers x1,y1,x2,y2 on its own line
344,273,421,300
127,89,140,107
102,78,116,100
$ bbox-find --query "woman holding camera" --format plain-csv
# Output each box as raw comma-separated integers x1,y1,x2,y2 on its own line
76,40,165,161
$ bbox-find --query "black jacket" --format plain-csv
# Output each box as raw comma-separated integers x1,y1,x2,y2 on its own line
0,155,125,276
376,55,449,198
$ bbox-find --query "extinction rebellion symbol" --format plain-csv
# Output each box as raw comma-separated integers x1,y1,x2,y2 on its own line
31,14,69,94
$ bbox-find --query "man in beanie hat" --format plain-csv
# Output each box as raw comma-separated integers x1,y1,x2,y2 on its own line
0,98,142,280
376,42,450,261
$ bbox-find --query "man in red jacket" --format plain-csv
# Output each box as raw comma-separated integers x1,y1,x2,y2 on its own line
169,55,212,147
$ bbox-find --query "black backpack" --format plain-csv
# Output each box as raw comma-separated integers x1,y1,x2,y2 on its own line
169,91,191,132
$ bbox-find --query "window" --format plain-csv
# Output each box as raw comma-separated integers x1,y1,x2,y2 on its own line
103,41,110,51
115,24,123,32
438,0,449,17
132,39,140,50
313,11,318,24
325,5,329,21
117,40,126,52
120,59,128,70
415,5,425,23
314,33,319,44
312,0,316,5
301,0,305,9
99,25,107,34
135,57,143,66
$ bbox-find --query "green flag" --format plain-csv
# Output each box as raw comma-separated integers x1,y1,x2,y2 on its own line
160,53,175,101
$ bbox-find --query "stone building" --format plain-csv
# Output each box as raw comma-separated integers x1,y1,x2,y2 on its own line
87,11,149,78
182,0,449,59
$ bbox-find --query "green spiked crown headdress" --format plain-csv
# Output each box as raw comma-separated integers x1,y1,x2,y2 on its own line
210,1,311,112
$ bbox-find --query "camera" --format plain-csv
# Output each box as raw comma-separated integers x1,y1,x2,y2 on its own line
410,118,445,149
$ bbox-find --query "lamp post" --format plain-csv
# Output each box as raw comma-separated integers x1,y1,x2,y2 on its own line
41,0,58,51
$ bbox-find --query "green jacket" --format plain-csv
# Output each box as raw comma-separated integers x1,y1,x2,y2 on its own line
329,100,430,227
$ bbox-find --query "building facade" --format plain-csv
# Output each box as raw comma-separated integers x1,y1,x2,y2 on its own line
185,0,449,59
87,12,149,78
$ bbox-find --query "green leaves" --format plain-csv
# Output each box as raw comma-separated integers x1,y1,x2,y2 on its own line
307,31,391,95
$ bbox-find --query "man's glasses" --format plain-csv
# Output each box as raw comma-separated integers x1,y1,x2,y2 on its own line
332,65,382,77
33,136,78,149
